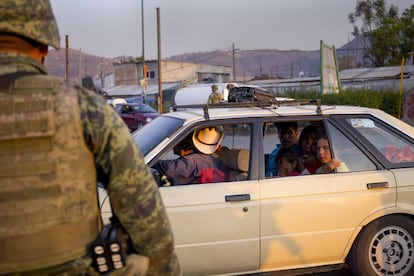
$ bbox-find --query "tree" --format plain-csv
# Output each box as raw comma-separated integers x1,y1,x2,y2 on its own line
400,5,414,64
348,0,414,67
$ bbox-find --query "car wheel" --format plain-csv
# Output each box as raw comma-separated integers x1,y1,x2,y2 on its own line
348,215,414,276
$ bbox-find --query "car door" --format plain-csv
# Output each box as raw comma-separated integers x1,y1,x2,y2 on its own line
157,122,260,275
259,119,396,271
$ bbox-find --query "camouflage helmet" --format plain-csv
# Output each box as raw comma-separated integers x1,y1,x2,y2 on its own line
0,0,60,49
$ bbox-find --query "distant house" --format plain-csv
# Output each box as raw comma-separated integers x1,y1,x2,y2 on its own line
102,59,231,102
103,82,182,105
116,60,231,85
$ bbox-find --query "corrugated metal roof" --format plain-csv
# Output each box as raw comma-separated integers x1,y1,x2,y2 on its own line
340,65,414,80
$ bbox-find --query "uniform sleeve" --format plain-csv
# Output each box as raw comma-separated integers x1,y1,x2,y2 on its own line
78,89,181,275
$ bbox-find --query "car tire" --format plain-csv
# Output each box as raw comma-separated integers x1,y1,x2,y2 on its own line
348,214,414,276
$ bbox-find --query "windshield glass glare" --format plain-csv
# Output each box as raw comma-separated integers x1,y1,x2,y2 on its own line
133,104,157,113
133,116,184,155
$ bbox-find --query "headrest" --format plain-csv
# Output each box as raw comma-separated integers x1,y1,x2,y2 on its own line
216,148,249,172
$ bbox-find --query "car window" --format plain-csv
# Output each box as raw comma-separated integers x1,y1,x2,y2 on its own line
121,105,131,114
344,117,414,164
219,124,251,181
133,116,184,155
263,121,323,155
326,122,377,172
221,123,251,150
263,119,378,176
158,123,252,183
263,120,325,177
134,104,157,113
263,122,280,156
114,105,122,113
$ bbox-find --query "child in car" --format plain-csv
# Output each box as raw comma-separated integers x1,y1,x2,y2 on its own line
315,133,349,173
298,125,322,174
276,147,301,177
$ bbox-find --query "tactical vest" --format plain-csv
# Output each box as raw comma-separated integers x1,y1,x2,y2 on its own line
0,73,100,273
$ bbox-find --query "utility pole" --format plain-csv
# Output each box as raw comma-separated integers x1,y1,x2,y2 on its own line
232,43,236,82
141,0,145,67
157,7,162,113
100,61,104,90
65,35,69,80
259,58,263,76
78,48,82,85
141,0,146,103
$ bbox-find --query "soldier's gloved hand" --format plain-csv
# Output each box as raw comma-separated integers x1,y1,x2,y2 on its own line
109,254,149,276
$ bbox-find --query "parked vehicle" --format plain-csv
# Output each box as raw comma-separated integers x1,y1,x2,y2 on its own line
106,97,127,107
114,103,159,131
100,99,414,275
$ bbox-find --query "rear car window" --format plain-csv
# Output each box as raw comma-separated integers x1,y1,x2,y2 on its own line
345,118,414,164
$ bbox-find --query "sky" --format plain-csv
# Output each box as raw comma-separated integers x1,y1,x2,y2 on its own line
50,0,413,59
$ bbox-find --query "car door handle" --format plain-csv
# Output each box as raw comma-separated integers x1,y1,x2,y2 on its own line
225,194,250,202
367,182,389,189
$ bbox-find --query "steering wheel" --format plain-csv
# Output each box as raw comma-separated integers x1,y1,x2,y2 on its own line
152,163,173,187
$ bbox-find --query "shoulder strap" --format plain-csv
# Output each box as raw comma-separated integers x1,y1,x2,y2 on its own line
0,71,38,90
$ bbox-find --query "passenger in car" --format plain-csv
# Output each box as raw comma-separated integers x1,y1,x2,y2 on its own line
158,127,229,185
315,133,348,173
266,122,300,177
172,134,194,157
276,147,301,176
298,125,322,174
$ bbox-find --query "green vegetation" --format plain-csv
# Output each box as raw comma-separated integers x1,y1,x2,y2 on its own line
280,89,401,117
348,0,414,67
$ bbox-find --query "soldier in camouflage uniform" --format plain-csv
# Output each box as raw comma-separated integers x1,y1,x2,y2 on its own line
0,0,180,275
207,84,222,104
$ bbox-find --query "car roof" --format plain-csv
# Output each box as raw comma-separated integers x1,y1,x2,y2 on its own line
162,102,414,137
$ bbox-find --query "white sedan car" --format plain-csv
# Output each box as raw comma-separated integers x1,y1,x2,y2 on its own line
100,99,414,276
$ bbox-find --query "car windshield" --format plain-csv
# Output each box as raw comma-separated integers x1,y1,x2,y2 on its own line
133,104,157,113
133,116,184,155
